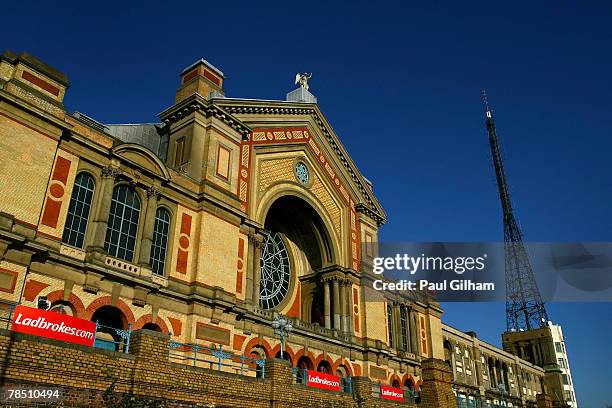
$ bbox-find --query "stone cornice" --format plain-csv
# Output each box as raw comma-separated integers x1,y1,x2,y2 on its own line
355,203,385,226
158,94,251,138
217,99,387,225
0,88,69,132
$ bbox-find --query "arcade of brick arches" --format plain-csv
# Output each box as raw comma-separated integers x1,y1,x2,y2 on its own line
0,50,564,407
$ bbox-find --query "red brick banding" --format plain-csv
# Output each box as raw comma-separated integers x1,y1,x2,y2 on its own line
133,314,170,333
45,290,86,318
23,279,50,301
21,70,60,96
84,295,136,328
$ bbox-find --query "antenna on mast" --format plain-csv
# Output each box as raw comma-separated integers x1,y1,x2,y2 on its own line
482,91,549,331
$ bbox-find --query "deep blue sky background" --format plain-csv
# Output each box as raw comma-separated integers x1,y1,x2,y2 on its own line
2,1,611,405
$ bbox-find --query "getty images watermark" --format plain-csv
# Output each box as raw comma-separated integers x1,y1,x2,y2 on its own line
372,253,493,292
362,242,612,302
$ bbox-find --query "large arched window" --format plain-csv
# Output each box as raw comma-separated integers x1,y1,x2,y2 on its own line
62,172,95,248
104,185,140,261
259,232,290,310
150,208,170,275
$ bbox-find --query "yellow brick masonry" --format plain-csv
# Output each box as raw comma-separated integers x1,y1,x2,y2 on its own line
0,328,454,408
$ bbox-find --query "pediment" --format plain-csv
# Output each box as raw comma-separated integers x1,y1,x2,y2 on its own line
217,99,386,225
112,143,170,180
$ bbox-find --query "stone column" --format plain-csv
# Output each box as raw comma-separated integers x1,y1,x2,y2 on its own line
492,362,499,388
88,165,121,251
138,186,160,268
410,309,420,356
345,280,354,334
250,234,263,306
244,230,255,305
449,341,457,379
339,279,347,332
473,349,484,388
323,279,331,329
332,278,341,330
393,303,402,350
420,358,458,408
405,306,412,353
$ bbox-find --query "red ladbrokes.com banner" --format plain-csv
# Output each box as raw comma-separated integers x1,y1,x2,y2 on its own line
380,385,405,401
306,370,341,391
11,305,96,347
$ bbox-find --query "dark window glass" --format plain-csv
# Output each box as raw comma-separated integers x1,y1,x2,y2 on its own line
259,232,290,310
104,185,140,262
150,208,170,275
62,172,95,248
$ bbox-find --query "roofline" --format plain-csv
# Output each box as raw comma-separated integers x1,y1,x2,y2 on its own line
216,97,387,224
105,123,164,126
441,323,545,371
157,93,251,138
181,58,225,78
2,50,69,87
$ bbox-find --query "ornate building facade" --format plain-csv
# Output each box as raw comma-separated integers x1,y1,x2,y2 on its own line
0,50,550,406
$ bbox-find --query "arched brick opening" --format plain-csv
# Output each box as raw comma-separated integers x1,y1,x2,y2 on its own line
271,343,296,365
45,290,86,318
133,314,170,333
335,359,354,377
390,373,402,387
296,355,313,370
84,296,135,326
316,359,332,374
244,337,273,359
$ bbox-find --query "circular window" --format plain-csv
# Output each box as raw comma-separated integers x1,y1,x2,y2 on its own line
259,232,291,310
295,161,309,184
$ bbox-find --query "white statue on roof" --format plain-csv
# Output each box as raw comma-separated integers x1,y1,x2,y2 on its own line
295,73,312,90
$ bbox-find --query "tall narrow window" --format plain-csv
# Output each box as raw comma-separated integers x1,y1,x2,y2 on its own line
175,137,186,166
104,185,140,262
400,306,408,351
150,208,170,275
387,303,394,348
62,172,95,248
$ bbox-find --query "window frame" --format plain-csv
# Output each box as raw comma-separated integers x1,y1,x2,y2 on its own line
150,206,171,276
104,184,142,262
387,303,394,348
62,171,96,249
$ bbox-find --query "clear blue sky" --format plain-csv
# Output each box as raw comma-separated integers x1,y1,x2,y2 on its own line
3,1,611,406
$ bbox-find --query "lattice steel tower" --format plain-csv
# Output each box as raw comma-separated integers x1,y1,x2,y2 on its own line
482,91,549,331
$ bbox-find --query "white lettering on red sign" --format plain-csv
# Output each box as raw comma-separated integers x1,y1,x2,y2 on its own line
306,370,341,391
381,385,405,401
11,305,96,347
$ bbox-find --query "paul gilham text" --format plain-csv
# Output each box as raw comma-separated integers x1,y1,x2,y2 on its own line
373,279,495,292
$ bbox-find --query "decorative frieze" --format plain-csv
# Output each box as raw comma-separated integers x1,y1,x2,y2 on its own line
59,244,86,261
105,256,140,275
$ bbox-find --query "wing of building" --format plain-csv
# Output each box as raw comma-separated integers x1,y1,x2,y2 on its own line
0,50,557,407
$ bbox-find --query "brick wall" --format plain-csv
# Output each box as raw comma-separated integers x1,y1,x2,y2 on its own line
0,328,431,407
419,358,458,408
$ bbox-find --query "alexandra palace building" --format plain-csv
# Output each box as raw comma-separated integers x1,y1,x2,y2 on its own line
0,50,553,407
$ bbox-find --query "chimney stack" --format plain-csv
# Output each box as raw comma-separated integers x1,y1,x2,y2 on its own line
175,58,224,103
